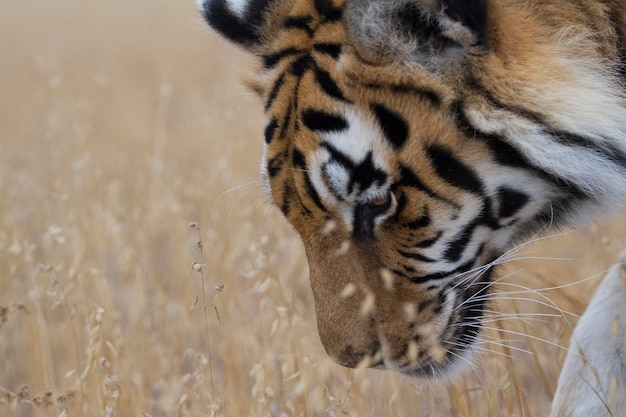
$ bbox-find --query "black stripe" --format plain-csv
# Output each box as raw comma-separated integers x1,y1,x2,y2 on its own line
418,299,435,312
363,83,441,107
433,290,447,314
347,152,387,194
292,148,307,170
264,72,286,111
302,109,348,132
398,250,436,263
313,43,342,58
372,104,409,150
427,145,483,194
263,48,302,69
292,148,327,213
315,67,349,102
405,258,476,284
398,165,459,208
283,16,314,36
444,200,500,262
415,232,442,248
602,144,626,169
443,222,476,262
203,0,268,47
465,76,544,125
482,135,532,170
406,211,431,229
303,171,327,213
290,55,313,76
497,187,529,218
547,129,626,170
267,153,283,178
314,0,342,22
279,105,293,140
264,118,279,144
280,182,292,216
320,142,354,169
391,85,441,107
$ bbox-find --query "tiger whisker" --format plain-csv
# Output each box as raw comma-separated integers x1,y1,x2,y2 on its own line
479,325,587,361
481,308,562,318
446,339,519,358
458,294,578,319
466,315,557,326
216,180,263,198
441,347,480,371
494,272,604,293
452,268,523,312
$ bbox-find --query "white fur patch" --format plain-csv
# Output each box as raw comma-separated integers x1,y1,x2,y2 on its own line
224,0,248,17
197,0,248,17
309,108,396,228
465,102,626,223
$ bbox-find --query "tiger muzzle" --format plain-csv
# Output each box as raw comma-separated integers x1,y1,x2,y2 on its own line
304,234,452,373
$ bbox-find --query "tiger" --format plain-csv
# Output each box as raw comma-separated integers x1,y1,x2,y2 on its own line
197,0,626,407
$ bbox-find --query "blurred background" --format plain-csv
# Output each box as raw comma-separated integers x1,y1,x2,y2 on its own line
0,0,624,416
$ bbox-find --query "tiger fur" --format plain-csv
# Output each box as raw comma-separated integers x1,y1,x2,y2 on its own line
197,0,626,392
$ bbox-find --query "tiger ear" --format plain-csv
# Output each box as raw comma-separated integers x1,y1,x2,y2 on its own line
197,0,285,53
344,0,489,66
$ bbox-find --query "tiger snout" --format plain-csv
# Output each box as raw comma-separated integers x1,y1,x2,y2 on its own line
304,236,471,376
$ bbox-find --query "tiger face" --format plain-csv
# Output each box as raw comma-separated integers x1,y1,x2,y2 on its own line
198,0,626,377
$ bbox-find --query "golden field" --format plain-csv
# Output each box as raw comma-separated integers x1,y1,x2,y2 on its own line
0,0,625,416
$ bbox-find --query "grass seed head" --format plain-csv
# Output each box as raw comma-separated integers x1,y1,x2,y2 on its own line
335,240,351,256
428,343,447,364
407,341,419,364
611,318,620,345
321,220,337,236
356,355,373,370
360,292,376,316
380,268,395,291
372,349,383,364
341,283,357,299
610,376,617,403
416,323,436,338
192,262,206,272
403,302,417,321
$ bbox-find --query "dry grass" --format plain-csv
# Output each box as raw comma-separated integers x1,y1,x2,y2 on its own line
0,0,625,416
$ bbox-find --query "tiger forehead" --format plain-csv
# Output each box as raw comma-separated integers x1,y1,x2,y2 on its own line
260,0,453,100
263,0,345,63
259,0,466,202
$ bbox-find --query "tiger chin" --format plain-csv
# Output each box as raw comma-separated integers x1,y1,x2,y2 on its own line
197,0,626,378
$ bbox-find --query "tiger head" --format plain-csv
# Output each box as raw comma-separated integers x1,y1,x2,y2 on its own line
198,0,624,377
